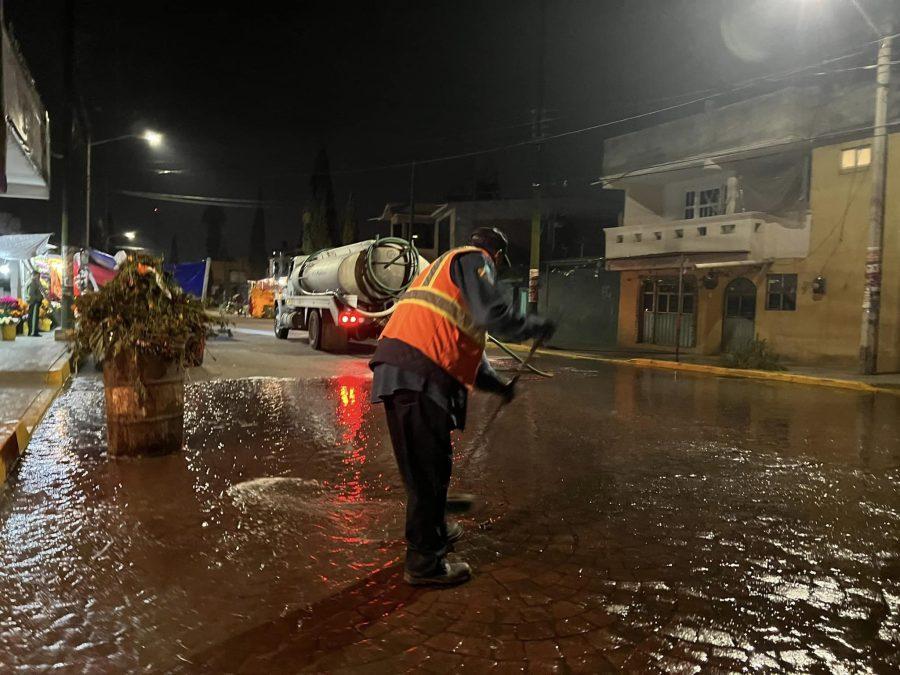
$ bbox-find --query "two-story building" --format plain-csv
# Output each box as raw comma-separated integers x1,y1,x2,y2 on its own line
600,82,900,371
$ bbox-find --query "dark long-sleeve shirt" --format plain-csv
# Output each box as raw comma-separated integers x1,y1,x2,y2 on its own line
370,250,542,429
26,278,44,304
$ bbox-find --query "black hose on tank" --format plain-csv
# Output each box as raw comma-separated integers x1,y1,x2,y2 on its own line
364,237,420,299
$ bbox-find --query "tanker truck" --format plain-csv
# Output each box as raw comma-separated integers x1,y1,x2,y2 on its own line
273,238,425,352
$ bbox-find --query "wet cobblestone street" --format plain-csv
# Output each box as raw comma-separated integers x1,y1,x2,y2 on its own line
1,359,899,673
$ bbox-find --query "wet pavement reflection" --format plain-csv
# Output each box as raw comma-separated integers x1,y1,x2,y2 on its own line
1,361,899,672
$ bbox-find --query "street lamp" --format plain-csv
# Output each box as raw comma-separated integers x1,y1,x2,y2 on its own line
86,129,163,250
123,230,136,241
142,130,163,148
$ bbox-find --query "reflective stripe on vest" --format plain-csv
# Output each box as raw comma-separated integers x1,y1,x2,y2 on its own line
380,246,488,387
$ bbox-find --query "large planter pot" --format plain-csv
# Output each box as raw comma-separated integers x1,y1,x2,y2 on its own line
185,334,206,367
103,351,185,457
1,324,16,341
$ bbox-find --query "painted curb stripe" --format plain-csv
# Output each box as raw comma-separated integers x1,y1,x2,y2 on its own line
492,345,900,397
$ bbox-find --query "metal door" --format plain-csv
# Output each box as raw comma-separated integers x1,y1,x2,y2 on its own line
723,277,756,351
639,277,696,348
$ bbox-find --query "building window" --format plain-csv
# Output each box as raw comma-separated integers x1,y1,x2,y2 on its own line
721,223,735,234
841,146,871,171
766,274,797,311
684,187,724,219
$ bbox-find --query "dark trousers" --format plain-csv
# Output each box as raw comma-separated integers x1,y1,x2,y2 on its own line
27,301,41,336
384,390,454,576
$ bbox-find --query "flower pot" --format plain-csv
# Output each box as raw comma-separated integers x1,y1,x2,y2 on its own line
1,324,16,341
102,351,185,457
39,319,52,332
185,334,206,367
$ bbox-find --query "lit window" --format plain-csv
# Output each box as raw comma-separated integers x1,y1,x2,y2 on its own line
766,274,797,311
841,146,871,171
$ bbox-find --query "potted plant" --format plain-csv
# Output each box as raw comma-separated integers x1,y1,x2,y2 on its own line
74,255,209,457
0,296,24,340
39,299,53,333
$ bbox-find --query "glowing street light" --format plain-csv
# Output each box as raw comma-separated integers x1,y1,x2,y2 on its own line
123,231,137,241
86,129,164,252
142,130,163,148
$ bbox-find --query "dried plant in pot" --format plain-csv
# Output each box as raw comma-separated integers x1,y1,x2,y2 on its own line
74,256,210,456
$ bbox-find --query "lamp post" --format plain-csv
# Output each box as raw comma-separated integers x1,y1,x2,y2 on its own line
85,130,163,250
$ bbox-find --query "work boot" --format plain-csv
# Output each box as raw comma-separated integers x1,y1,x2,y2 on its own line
403,559,472,587
446,520,464,544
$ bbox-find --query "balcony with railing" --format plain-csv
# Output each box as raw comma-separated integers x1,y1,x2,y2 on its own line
604,211,809,264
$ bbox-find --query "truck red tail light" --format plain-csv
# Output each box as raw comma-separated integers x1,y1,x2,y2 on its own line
339,311,364,326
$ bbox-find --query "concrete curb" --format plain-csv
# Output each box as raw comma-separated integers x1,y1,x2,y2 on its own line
0,358,72,487
493,345,900,397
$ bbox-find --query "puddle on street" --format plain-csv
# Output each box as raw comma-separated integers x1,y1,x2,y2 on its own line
1,365,898,672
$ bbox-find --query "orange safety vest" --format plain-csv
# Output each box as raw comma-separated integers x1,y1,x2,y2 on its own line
380,246,488,387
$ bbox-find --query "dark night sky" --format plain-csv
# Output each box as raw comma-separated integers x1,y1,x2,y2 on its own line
1,0,890,259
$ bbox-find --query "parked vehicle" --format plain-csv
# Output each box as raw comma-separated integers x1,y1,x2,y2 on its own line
273,238,424,351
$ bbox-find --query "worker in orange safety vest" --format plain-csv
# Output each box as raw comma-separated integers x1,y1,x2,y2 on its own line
370,226,555,586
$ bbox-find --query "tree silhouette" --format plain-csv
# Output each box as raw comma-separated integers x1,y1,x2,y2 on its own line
302,203,332,253
169,234,180,264
202,205,226,259
341,193,358,245
309,147,338,247
249,188,267,275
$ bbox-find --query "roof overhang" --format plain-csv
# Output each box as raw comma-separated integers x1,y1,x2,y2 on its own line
594,136,808,188
606,251,763,272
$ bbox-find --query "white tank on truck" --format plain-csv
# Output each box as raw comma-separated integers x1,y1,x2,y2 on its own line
274,238,426,352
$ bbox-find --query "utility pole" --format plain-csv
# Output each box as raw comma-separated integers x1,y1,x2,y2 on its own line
84,123,91,249
859,30,892,374
528,0,547,313
58,0,75,335
407,161,416,243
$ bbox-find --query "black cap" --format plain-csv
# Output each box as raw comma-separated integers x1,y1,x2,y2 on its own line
470,226,511,267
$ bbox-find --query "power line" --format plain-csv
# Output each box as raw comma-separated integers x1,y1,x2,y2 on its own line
116,189,297,208
116,30,899,198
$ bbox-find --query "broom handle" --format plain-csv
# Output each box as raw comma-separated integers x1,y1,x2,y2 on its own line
455,337,545,474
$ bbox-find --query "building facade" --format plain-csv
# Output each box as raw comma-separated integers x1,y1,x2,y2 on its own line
601,83,900,371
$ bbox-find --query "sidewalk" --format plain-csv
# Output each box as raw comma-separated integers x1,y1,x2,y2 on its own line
492,343,900,395
0,332,72,485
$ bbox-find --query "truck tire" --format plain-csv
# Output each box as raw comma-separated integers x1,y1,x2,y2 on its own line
308,309,322,350
274,305,289,339
320,311,349,352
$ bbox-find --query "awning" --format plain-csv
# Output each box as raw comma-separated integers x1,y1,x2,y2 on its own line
605,251,755,272
0,233,52,260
